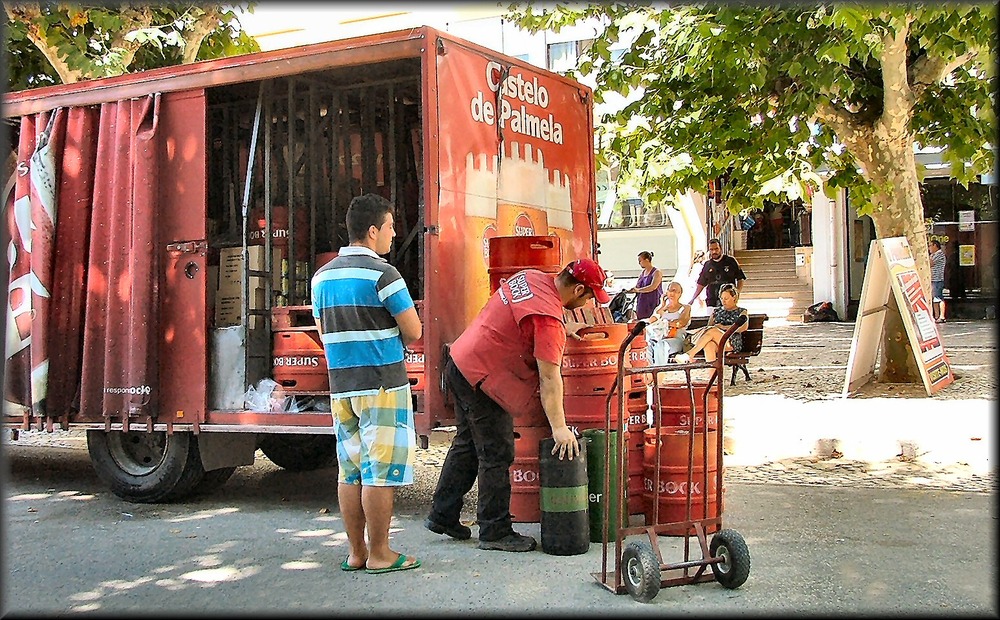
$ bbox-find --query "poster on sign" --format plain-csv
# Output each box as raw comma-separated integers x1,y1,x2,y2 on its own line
843,237,954,396
958,210,975,232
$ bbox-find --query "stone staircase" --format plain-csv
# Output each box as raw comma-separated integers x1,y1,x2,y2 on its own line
733,248,814,322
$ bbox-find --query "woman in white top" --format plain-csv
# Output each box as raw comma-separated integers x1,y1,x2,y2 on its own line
645,281,692,364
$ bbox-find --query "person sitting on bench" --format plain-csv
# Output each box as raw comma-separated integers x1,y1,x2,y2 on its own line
674,284,748,364
645,280,691,364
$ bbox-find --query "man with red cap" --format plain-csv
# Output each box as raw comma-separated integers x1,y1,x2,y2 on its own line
426,259,610,552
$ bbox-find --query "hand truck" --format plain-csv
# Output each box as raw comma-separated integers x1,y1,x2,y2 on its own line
592,316,751,603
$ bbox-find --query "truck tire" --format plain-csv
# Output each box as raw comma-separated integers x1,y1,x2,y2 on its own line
259,434,338,472
87,430,204,503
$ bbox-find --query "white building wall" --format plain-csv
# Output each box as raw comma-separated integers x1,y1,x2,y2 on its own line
809,186,850,318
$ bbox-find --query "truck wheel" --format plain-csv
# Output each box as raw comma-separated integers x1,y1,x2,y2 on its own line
87,430,203,503
259,434,338,472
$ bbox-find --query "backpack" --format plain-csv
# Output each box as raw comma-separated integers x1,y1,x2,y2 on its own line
608,291,635,323
804,301,840,323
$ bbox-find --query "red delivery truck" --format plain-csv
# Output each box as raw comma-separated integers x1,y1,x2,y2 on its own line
2,26,599,502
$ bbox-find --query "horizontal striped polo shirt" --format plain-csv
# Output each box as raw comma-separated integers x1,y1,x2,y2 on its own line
311,245,414,398
930,249,946,283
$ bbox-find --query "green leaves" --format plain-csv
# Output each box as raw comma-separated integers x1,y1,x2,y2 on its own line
6,2,259,89
820,43,851,67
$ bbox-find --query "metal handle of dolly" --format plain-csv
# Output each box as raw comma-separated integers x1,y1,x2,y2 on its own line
598,319,647,583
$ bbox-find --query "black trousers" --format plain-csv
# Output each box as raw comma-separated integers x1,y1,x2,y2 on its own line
429,359,515,541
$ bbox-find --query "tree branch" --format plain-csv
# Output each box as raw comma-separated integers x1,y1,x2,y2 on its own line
107,6,154,72
6,2,84,83
181,8,224,64
813,100,865,145
879,15,914,125
910,49,979,99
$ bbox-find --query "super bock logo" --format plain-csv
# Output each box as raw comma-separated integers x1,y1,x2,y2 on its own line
506,273,534,303
514,213,535,236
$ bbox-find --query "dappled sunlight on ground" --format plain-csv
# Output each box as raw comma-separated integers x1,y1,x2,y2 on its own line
167,507,240,523
57,529,355,611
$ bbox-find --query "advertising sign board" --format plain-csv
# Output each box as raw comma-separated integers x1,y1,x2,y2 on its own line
843,237,954,396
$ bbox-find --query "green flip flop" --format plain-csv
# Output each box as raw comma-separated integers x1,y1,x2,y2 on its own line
341,558,364,572
365,554,421,575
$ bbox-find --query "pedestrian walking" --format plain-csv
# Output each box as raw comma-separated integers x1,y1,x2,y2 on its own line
929,239,947,323
311,193,423,574
687,238,747,310
768,203,785,248
425,259,609,552
629,250,663,320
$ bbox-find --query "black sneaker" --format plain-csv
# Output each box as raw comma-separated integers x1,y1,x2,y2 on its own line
424,517,472,541
477,532,537,552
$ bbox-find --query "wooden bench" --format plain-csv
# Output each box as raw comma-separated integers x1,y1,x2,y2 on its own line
686,313,768,385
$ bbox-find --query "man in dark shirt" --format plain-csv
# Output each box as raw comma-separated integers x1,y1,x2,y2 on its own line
687,238,746,308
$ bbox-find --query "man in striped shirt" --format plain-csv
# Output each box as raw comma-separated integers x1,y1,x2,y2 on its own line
929,239,947,323
312,193,423,574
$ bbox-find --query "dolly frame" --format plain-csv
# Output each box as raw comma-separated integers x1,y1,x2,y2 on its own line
591,316,750,601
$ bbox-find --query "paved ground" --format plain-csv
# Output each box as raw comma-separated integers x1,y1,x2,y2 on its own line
2,320,995,614
2,443,995,615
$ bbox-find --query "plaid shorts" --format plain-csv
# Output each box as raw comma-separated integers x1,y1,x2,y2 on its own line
331,386,415,487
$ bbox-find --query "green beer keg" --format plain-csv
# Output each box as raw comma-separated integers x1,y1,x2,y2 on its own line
582,428,627,543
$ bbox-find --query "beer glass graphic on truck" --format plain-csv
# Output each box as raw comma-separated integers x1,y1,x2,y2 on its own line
546,168,574,262
497,141,548,237
463,152,499,321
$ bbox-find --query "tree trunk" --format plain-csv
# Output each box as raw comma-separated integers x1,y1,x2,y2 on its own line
853,135,928,384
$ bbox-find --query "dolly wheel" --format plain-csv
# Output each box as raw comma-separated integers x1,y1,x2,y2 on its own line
710,529,751,589
621,541,661,603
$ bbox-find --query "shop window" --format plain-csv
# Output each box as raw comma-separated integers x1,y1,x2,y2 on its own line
922,177,999,300
546,39,595,73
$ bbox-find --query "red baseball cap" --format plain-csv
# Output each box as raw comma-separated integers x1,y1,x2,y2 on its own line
567,258,611,304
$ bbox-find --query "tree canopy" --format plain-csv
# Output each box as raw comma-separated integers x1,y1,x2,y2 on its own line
4,3,260,91
507,3,996,217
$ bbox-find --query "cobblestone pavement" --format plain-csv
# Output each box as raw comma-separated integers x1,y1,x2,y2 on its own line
724,319,996,400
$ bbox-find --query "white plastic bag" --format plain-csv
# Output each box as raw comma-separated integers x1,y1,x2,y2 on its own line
244,378,280,411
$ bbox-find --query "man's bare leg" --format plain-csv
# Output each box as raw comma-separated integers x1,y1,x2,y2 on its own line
338,482,368,569
362,486,418,570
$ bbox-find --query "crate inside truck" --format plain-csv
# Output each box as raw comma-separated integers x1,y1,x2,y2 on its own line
3,26,598,502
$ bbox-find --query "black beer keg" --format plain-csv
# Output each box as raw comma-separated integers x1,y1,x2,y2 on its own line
538,436,590,556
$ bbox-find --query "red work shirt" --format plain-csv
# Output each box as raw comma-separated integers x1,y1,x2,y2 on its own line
450,269,566,419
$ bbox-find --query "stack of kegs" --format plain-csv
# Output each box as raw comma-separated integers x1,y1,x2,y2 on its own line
643,381,724,535
510,422,548,523
561,322,649,517
625,320,652,391
271,306,329,393
655,381,719,428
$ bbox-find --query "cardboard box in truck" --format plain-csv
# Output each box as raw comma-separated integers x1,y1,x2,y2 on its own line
2,26,598,503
